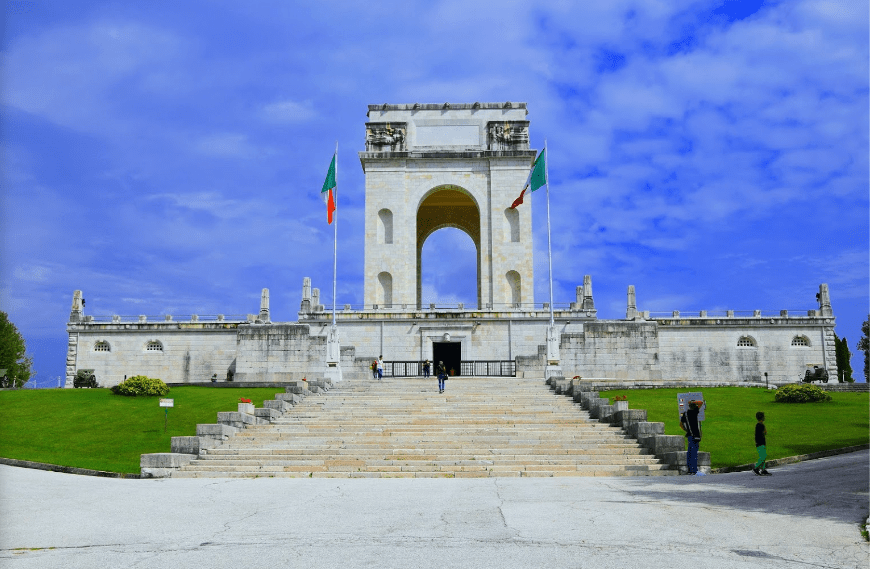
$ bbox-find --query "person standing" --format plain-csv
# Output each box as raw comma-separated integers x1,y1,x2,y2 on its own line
422,360,431,378
754,412,772,476
376,356,384,380
370,360,378,380
436,360,447,393
680,400,704,476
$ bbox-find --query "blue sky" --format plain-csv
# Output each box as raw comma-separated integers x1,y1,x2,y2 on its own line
2,0,868,386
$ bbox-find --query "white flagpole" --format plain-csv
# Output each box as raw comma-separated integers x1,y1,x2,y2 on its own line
544,140,554,327
332,141,338,328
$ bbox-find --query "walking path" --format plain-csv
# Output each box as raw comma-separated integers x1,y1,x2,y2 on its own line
1,450,867,568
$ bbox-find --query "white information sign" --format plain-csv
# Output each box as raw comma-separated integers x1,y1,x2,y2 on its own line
159,398,174,408
677,392,706,421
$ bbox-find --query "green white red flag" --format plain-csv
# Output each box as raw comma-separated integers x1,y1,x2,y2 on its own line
321,154,337,224
510,148,547,209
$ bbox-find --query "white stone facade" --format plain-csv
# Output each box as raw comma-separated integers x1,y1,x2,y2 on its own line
361,103,535,310
65,103,839,388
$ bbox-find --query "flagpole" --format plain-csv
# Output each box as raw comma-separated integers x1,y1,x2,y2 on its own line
332,141,338,328
544,139,554,327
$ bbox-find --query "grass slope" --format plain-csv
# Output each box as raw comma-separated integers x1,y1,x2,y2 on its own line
0,387,283,474
599,387,869,468
1,386,866,474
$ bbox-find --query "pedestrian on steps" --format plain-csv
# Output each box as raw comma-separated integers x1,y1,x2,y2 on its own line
377,356,384,380
436,361,448,393
423,359,431,378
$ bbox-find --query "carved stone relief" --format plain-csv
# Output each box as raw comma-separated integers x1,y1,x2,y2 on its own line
487,121,530,150
365,122,407,152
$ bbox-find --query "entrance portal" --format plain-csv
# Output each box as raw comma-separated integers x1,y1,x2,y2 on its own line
433,342,462,377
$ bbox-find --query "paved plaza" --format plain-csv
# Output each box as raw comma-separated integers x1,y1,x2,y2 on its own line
0,450,867,568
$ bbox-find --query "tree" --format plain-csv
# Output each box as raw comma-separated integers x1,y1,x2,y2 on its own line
834,333,853,383
0,311,34,387
858,316,870,383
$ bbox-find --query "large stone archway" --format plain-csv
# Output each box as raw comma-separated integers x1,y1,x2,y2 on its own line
416,186,481,309
359,102,537,310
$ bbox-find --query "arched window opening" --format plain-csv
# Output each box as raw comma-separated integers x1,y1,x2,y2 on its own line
377,272,393,308
791,336,810,347
146,340,164,352
506,270,521,306
378,209,393,244
504,208,520,243
737,336,756,348
94,341,110,352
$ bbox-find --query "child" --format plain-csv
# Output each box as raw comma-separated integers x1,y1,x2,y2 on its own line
754,412,772,476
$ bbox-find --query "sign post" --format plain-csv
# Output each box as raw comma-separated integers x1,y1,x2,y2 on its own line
159,398,174,432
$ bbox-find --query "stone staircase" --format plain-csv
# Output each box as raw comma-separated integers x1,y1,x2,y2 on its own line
173,377,678,478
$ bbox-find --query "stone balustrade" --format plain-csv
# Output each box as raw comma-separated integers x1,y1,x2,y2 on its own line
141,378,333,478
549,378,711,475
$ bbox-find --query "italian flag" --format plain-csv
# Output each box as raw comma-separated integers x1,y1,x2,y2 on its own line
510,148,546,209
321,153,337,224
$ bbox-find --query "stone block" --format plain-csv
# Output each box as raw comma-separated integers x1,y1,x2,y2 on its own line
275,393,302,404
285,386,311,395
628,421,664,442
649,435,686,455
613,409,647,429
140,453,196,478
217,411,256,428
661,451,711,474
263,399,292,412
598,404,614,423
238,402,255,414
196,424,239,437
170,436,200,455
255,407,279,421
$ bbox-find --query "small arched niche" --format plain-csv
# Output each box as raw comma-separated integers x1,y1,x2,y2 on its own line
378,271,393,308
506,270,521,306
378,209,393,244
504,208,520,243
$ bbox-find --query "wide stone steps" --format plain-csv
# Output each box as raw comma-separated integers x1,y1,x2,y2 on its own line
175,377,677,478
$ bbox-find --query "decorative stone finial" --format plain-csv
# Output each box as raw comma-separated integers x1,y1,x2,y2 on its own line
626,285,637,320
582,275,595,310
70,290,84,322
817,283,833,316
258,288,271,323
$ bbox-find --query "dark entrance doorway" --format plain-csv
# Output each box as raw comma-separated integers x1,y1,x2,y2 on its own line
433,342,461,377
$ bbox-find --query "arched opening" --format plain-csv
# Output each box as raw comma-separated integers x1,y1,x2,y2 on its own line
506,270,521,306
378,208,393,244
504,208,520,243
377,271,393,308
416,186,481,309
421,228,477,307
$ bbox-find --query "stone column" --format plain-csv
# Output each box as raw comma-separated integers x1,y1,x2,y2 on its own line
626,285,637,320
312,288,321,312
545,323,562,381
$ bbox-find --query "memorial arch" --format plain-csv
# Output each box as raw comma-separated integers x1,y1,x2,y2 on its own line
360,103,536,310
416,185,481,309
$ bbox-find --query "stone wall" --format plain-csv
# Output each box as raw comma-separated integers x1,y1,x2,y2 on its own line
68,322,241,387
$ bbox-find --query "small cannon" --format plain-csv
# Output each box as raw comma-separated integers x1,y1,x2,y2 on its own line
801,366,829,384
74,369,98,388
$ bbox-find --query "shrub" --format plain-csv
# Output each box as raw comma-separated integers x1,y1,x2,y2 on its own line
774,383,832,403
111,375,170,397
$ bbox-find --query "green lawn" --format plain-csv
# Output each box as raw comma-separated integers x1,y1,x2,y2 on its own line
0,387,283,474
1,386,866,474
599,387,869,468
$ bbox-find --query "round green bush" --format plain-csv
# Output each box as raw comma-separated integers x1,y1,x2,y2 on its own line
112,375,170,396
774,383,832,403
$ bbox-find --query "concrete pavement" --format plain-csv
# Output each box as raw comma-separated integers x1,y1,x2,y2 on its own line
1,450,867,568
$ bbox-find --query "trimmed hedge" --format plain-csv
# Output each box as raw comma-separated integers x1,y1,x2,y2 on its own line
774,383,832,403
111,375,170,397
